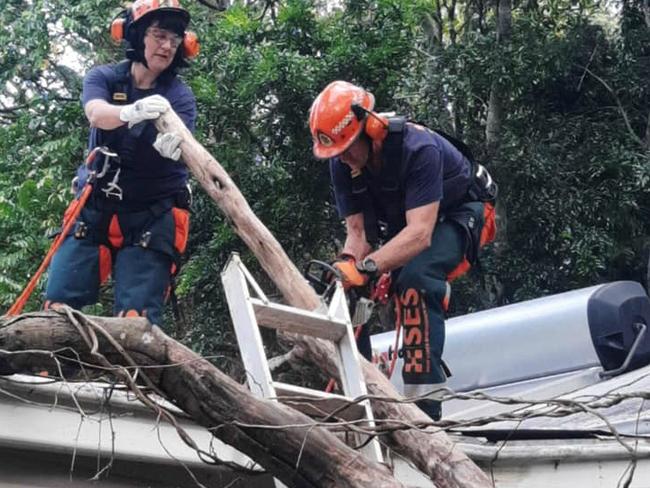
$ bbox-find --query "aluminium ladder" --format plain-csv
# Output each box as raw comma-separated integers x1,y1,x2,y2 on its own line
220,252,383,464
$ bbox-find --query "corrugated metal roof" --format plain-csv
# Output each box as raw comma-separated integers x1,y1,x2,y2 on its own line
450,364,650,439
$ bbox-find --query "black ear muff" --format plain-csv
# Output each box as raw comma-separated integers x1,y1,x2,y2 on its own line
351,103,367,121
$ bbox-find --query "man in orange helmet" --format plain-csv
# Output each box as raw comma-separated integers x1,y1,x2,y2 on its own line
309,81,497,420
45,0,198,326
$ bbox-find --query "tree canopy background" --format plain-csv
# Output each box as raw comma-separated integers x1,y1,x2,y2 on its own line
1,0,648,377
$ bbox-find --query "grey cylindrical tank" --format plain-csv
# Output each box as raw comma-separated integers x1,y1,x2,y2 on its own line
370,281,650,393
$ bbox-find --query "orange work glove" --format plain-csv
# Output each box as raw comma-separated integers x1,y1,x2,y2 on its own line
333,256,369,290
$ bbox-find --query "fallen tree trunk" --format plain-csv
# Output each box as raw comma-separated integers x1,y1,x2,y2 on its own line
155,111,492,488
0,311,402,488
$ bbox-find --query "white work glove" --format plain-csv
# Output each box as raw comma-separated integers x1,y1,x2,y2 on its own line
153,132,183,161
119,95,170,128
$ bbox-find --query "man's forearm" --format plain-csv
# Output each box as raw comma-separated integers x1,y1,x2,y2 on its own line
368,201,440,273
341,213,372,261
368,224,432,273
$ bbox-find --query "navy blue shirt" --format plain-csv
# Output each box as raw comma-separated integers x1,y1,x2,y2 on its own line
330,123,472,237
78,63,197,204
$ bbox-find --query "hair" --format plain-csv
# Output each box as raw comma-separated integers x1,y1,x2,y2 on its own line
126,11,189,76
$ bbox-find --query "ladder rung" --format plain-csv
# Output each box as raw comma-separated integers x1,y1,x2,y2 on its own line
272,382,366,421
250,299,347,341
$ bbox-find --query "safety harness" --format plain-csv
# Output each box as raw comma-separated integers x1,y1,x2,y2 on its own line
6,62,188,316
350,118,497,257
81,61,189,269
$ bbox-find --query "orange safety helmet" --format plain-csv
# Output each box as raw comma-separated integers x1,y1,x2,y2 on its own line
131,0,189,24
111,0,199,59
309,81,376,159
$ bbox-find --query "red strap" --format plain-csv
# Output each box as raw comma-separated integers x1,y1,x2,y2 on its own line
386,293,402,379
5,184,93,316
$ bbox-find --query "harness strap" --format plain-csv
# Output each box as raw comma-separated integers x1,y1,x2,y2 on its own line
353,117,406,246
380,117,407,191
111,60,132,105
387,293,402,379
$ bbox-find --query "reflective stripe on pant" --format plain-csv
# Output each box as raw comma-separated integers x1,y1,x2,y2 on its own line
395,215,471,419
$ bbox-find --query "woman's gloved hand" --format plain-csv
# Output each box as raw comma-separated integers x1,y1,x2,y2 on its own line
153,132,182,161
119,95,170,128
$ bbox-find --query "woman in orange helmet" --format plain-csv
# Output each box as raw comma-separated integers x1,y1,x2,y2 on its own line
310,80,497,421
44,0,199,326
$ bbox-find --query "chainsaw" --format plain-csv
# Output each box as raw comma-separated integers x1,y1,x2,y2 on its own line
303,259,393,360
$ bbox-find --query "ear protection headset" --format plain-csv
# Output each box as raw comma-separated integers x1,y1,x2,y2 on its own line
351,103,390,142
110,9,200,59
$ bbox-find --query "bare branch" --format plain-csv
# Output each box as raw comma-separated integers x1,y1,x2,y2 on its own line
580,65,645,148
0,104,29,114
644,111,650,151
267,351,292,372
194,0,228,11
449,0,458,44
576,45,598,92
0,311,402,487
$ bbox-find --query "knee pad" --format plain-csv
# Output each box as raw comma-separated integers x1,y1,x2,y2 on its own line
117,309,146,318
43,300,65,311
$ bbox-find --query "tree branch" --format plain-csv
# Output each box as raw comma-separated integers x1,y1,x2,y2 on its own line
643,113,650,151
580,65,645,148
194,0,229,11
0,104,29,114
0,310,402,488
576,46,597,92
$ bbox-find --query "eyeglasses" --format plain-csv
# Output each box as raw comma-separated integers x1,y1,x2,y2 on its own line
146,27,183,49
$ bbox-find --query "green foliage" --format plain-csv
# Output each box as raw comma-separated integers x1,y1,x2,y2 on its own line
0,102,85,308
174,0,419,372
486,12,650,302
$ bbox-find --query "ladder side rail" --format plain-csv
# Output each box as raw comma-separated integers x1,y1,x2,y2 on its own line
329,284,384,462
221,255,276,399
328,285,364,397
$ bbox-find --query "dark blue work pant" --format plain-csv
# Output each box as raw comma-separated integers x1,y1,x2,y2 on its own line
395,201,486,420
45,204,189,326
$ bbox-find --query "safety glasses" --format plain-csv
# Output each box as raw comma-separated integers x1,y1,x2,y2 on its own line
146,27,183,49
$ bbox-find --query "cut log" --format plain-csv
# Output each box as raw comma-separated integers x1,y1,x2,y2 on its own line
0,312,402,488
155,111,492,488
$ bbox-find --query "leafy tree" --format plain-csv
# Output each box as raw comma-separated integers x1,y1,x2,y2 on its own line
1,0,649,376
